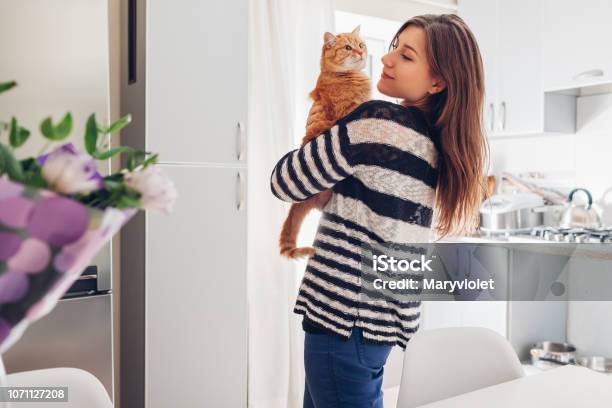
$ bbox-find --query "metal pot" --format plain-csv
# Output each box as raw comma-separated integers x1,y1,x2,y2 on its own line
559,188,602,228
575,356,612,373
480,192,545,233
530,341,577,369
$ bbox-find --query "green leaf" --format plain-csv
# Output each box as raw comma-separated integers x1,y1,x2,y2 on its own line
39,112,73,140
92,146,133,160
74,176,142,209
103,179,122,189
9,117,30,148
116,195,141,208
142,153,159,167
20,158,47,188
18,127,30,146
20,157,39,172
0,142,24,181
127,149,147,171
84,114,98,155
40,117,54,139
105,114,132,135
103,173,125,182
55,112,73,139
0,81,17,94
124,149,159,170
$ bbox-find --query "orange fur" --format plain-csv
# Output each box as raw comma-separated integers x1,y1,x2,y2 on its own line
279,27,372,259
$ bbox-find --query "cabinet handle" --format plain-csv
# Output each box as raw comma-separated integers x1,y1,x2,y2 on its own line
236,171,245,211
499,101,507,132
573,69,604,81
236,121,246,161
488,103,495,132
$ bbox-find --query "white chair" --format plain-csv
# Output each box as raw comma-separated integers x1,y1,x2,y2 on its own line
3,367,112,408
396,327,525,408
382,346,406,407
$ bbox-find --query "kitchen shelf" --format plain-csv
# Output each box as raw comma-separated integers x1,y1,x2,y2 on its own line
542,79,612,134
487,81,612,138
544,78,612,97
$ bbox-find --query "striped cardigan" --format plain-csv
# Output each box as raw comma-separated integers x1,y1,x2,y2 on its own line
270,100,440,349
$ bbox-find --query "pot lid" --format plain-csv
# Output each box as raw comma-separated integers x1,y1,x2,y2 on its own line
480,192,545,214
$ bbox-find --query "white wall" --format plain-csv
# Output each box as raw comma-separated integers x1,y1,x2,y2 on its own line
0,0,111,159
574,94,612,225
0,0,113,290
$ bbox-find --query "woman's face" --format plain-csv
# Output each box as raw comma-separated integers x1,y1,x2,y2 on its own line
377,25,445,104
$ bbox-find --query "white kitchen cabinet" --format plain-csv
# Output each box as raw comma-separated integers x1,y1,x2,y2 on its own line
457,0,499,135
422,301,507,338
422,301,463,329
542,0,612,92
421,242,575,361
495,0,543,135
507,248,568,360
147,0,248,164
422,301,507,339
146,165,247,408
459,0,574,136
422,244,509,338
567,256,612,359
460,301,507,337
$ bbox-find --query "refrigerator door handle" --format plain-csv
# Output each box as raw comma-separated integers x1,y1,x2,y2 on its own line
236,121,246,161
77,274,98,281
128,0,137,84
236,171,245,211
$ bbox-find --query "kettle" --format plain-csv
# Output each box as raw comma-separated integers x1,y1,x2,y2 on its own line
559,188,602,228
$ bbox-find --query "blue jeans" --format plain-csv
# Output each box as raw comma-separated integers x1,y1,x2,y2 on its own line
303,325,393,408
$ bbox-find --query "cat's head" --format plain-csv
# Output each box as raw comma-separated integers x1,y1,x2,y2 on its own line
321,26,367,73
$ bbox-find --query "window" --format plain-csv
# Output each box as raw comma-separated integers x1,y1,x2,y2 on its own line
335,10,404,102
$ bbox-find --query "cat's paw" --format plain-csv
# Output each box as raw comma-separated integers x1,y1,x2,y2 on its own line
283,246,315,259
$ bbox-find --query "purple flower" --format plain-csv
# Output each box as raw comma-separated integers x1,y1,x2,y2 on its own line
40,143,103,194
37,143,79,166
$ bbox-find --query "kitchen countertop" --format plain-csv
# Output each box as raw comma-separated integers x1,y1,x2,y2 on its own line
438,234,612,261
521,361,612,376
416,364,612,408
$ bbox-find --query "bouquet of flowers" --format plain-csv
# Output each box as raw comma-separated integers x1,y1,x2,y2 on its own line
0,80,177,353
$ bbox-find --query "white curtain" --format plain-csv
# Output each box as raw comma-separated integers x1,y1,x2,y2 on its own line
247,1,334,407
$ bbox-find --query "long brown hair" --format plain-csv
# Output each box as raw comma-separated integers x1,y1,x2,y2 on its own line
391,14,490,239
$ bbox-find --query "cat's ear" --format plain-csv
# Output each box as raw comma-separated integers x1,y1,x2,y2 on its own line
323,32,337,47
352,25,361,36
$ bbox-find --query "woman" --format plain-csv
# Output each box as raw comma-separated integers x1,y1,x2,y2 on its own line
270,14,489,408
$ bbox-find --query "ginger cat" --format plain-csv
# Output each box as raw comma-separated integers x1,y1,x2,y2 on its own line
279,26,372,259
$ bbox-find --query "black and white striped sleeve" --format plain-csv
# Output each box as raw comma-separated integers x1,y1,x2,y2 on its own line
270,124,355,202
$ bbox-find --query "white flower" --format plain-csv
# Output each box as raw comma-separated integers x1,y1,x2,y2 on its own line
41,149,102,195
125,166,177,214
